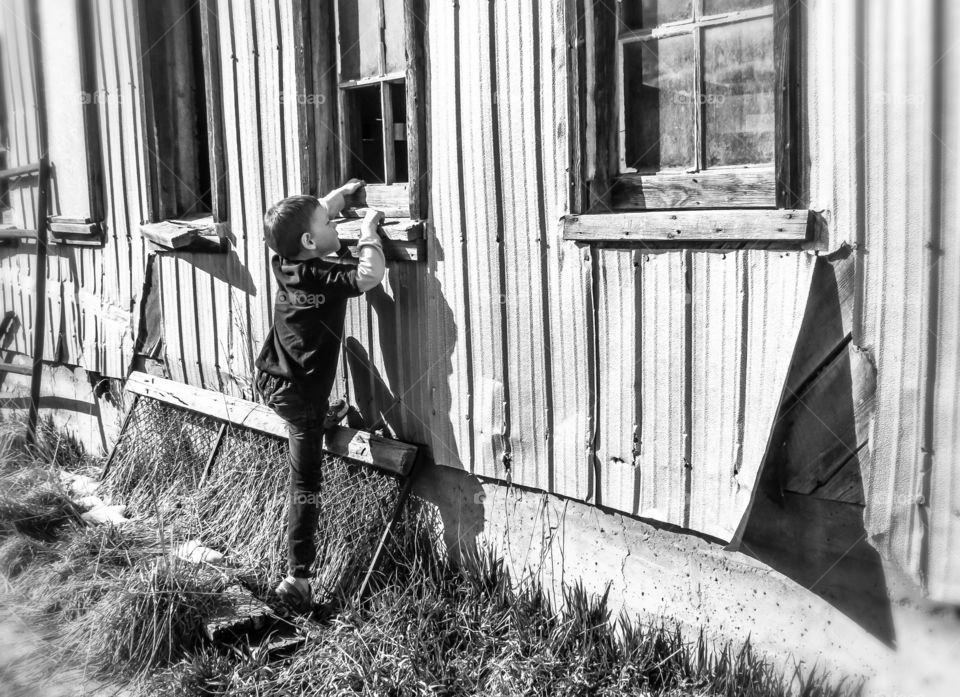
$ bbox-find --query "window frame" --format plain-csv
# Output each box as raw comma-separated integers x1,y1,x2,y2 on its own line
328,0,428,221
565,0,806,245
136,0,227,227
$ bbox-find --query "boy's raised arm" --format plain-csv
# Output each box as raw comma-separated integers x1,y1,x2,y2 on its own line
320,178,363,218
355,209,386,292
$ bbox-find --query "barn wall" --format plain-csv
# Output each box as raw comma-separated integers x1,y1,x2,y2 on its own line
1,0,146,381
3,0,959,602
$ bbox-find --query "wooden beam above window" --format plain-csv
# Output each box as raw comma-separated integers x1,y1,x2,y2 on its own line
562,209,811,244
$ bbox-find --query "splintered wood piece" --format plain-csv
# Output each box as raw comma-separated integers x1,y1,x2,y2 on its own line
205,584,284,644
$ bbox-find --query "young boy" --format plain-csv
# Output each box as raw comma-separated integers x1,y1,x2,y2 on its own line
254,179,385,611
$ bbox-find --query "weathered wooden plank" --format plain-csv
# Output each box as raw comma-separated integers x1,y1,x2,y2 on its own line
345,183,410,218
785,250,856,396
612,169,776,210
334,218,423,241
124,371,418,476
563,209,811,243
404,0,428,219
780,343,875,498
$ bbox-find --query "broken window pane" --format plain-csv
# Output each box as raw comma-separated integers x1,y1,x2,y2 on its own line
384,0,406,74
623,35,696,171
338,0,381,80
703,0,770,16
345,85,385,182
622,0,691,31
703,17,775,167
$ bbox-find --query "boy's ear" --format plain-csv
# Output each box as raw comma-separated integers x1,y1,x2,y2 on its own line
300,231,315,249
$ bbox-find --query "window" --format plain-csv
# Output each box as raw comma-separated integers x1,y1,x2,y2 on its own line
331,0,427,220
135,0,228,252
138,0,226,225
565,0,806,243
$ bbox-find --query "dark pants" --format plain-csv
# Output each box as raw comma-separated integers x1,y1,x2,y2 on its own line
256,371,328,579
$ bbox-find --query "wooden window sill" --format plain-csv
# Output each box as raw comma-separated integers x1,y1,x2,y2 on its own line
334,217,425,262
562,209,812,247
140,217,232,253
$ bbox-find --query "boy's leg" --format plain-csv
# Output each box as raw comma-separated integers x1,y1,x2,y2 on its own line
285,418,325,578
257,372,327,579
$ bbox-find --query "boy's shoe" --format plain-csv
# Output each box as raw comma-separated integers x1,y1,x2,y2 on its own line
323,399,350,429
275,576,312,614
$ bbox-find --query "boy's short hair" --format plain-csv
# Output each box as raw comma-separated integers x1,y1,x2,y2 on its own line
263,195,322,259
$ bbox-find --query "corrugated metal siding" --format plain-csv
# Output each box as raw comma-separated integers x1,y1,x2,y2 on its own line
10,0,960,597
0,0,143,376
928,0,960,603
860,0,934,590
858,0,960,602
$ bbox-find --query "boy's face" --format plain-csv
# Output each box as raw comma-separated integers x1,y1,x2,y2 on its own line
298,203,339,258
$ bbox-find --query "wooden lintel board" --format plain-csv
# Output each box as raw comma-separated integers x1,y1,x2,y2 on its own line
562,209,811,243
124,371,418,476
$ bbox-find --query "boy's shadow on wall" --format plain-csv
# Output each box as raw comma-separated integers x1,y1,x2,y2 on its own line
342,259,486,565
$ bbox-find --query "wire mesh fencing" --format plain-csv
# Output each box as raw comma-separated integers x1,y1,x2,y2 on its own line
102,395,405,602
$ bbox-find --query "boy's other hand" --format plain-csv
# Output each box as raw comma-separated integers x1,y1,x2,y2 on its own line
343,178,364,195
362,208,385,234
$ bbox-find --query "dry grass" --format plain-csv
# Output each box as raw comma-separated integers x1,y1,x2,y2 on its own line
1,411,861,696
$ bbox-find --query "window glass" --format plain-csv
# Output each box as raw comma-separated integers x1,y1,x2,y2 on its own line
391,83,408,180
384,0,406,74
622,0,691,31
338,0,381,80
702,17,774,167
623,36,696,171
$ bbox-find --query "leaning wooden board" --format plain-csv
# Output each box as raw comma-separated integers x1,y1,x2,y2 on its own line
124,371,418,476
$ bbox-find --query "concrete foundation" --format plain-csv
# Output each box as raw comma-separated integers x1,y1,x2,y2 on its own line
412,463,960,697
